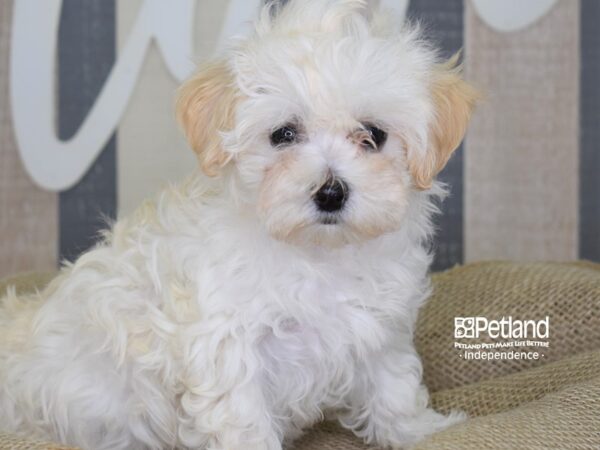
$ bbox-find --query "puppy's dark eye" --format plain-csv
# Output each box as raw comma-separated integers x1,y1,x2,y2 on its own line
362,124,388,151
270,124,298,147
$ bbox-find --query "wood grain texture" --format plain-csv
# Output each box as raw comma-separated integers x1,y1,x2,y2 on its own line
0,0,58,278
407,0,464,271
115,0,209,216
58,0,117,262
465,0,580,262
580,0,600,262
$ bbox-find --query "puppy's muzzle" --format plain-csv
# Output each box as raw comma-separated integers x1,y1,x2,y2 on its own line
313,176,349,213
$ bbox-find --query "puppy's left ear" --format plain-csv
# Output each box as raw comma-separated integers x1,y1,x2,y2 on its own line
176,60,238,177
408,54,479,190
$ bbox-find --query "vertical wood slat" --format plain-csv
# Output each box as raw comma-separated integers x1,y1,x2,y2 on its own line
407,0,464,271
465,0,580,262
58,0,117,263
579,0,600,262
115,0,206,216
0,0,58,278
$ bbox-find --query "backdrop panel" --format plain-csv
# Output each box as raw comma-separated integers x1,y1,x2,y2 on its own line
0,0,58,278
465,0,580,262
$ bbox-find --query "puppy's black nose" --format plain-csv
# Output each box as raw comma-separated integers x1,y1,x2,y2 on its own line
313,177,349,212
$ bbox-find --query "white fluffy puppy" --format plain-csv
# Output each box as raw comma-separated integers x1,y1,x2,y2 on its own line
0,1,477,449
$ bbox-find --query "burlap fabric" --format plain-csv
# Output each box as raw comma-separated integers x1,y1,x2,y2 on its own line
417,261,600,393
1,261,599,449
0,433,76,450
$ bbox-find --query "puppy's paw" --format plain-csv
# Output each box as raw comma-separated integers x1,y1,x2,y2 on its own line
388,408,467,449
418,407,467,434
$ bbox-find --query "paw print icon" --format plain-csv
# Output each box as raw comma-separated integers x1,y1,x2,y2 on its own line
454,317,475,338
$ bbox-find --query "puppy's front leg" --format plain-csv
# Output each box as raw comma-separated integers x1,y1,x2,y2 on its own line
178,336,282,450
338,347,464,449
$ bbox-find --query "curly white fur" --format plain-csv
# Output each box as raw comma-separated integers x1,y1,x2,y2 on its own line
0,1,476,449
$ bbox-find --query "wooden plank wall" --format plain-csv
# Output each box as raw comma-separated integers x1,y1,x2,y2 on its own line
580,0,600,262
58,0,117,263
0,0,58,278
464,0,580,262
1,0,599,277
407,0,464,271
115,0,211,216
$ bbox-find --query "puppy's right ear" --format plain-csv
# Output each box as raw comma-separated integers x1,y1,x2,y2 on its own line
408,55,479,190
176,61,238,176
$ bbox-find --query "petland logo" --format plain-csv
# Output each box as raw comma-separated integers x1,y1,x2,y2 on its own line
454,316,550,339
454,316,550,361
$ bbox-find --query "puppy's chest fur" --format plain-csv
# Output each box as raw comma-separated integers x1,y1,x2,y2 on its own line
184,238,424,417
256,277,386,415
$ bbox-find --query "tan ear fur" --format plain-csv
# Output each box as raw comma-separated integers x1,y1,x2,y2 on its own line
409,54,479,190
176,61,238,176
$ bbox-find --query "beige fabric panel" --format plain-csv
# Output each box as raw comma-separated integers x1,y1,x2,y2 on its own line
116,0,229,216
0,0,57,278
464,0,580,262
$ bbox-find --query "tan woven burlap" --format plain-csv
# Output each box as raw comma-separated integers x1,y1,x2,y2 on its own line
417,261,600,393
1,261,599,450
415,376,600,450
429,349,600,418
0,272,55,297
0,433,77,450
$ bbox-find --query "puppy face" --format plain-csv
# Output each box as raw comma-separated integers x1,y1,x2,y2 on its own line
177,0,477,247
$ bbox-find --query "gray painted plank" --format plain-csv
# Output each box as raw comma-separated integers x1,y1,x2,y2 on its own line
407,0,464,271
58,0,117,263
580,0,600,262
